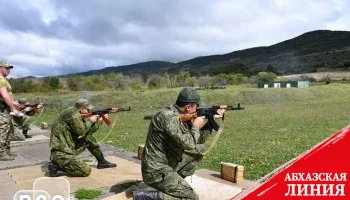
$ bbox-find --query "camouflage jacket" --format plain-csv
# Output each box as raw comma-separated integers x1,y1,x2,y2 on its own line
0,76,13,111
50,107,101,155
142,104,212,174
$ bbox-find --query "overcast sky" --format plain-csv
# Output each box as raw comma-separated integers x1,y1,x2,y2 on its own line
1,0,349,77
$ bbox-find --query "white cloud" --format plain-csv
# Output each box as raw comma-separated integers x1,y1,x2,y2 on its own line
0,0,349,77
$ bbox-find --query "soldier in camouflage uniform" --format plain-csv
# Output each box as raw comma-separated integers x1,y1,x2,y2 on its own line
48,99,117,177
12,98,44,140
0,60,21,161
136,88,225,200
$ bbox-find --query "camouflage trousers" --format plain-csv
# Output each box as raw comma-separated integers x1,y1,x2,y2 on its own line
143,152,204,200
11,115,31,141
0,112,14,156
13,114,31,131
50,136,102,177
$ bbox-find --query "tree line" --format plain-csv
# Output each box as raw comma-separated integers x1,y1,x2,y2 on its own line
9,71,281,93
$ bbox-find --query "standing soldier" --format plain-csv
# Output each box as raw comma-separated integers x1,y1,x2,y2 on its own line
0,60,21,161
136,88,225,199
48,99,117,177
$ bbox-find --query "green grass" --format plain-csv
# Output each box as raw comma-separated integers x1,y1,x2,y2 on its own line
16,83,350,180
74,188,103,200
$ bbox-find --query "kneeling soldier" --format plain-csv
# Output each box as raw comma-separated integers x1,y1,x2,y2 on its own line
48,99,116,177
12,98,43,140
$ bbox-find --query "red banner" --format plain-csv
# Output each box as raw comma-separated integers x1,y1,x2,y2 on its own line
234,126,350,199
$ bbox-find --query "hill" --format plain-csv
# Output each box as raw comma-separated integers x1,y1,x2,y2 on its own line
68,30,350,76
68,61,174,76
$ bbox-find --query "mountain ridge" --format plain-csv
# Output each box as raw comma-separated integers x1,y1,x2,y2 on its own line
66,30,350,77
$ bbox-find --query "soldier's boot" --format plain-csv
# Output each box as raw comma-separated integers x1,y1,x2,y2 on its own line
48,162,61,177
96,152,117,169
0,154,15,161
6,149,17,157
133,190,160,200
23,130,32,139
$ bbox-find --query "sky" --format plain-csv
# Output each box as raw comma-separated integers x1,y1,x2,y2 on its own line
0,0,349,78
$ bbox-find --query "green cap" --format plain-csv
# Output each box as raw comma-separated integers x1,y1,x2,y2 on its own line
75,99,94,110
18,98,29,105
176,87,200,104
0,60,13,68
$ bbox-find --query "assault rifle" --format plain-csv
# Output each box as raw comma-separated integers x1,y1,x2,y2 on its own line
144,103,244,131
27,103,44,111
182,103,244,131
81,107,132,125
18,102,44,112
26,103,41,107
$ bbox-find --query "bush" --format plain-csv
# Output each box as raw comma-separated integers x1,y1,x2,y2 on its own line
257,72,277,83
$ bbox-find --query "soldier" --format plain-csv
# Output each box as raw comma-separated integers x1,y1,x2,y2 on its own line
136,87,226,200
0,60,21,161
48,99,117,177
12,98,44,140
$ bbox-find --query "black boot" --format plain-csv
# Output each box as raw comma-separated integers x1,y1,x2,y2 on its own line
95,151,117,169
23,130,32,138
48,162,60,177
133,190,160,200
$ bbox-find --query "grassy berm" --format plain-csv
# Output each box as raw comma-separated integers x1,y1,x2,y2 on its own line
16,83,350,180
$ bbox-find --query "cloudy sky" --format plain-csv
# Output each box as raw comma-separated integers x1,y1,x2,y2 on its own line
0,0,349,77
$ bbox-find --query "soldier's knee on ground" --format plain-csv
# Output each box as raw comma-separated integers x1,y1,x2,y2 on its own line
63,159,92,177
79,167,92,177
68,166,91,177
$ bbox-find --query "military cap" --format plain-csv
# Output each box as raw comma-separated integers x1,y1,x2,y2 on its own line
18,98,29,105
176,87,201,104
0,60,13,68
75,99,94,110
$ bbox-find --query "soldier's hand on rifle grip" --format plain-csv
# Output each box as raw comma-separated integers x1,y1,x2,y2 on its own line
89,115,100,123
214,108,226,119
17,104,26,110
193,116,205,129
99,114,109,121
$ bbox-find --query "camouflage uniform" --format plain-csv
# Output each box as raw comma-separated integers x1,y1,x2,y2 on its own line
0,76,15,156
49,106,103,177
141,88,213,200
12,98,36,141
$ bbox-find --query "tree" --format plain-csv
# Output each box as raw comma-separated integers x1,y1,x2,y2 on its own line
175,71,192,87
148,75,165,89
221,73,244,85
47,77,60,90
257,72,277,83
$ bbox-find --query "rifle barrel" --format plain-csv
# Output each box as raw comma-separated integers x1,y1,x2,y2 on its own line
118,107,132,111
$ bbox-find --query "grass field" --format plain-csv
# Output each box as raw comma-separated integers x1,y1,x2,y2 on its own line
16,83,350,180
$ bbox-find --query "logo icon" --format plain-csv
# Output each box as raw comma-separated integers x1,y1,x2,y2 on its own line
13,177,70,200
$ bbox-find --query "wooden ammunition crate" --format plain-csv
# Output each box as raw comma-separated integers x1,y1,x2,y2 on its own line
41,122,48,129
220,162,244,184
137,144,144,160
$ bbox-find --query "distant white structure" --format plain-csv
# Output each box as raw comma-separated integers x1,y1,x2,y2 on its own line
258,81,309,88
